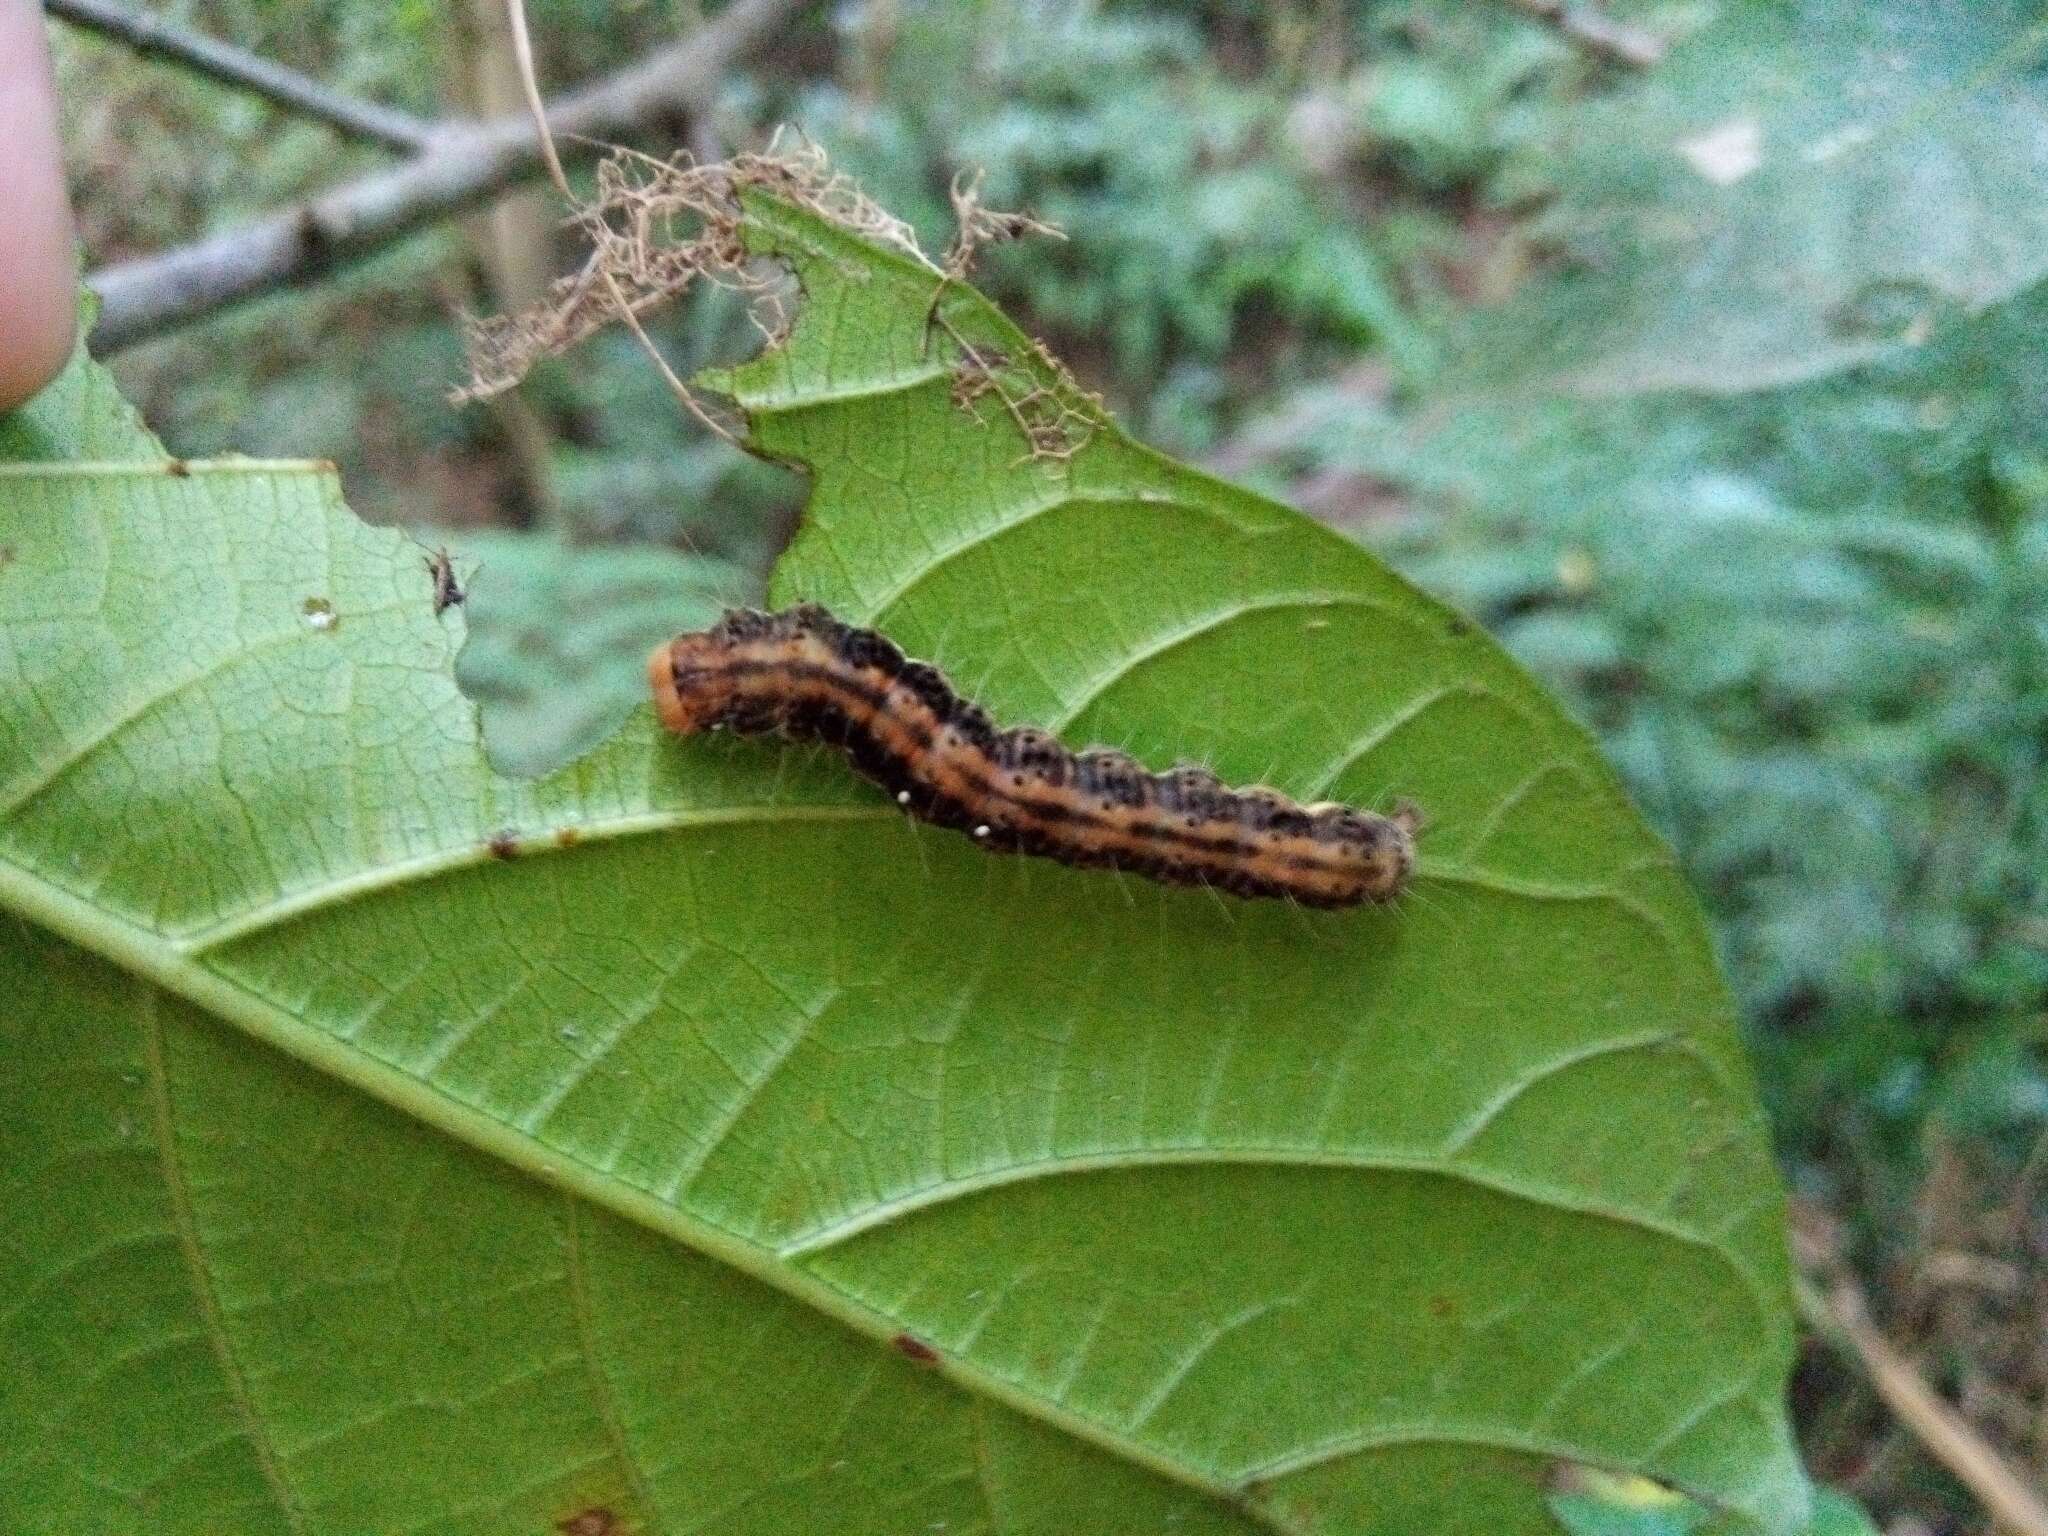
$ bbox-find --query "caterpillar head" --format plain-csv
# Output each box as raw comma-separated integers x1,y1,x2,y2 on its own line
647,634,738,735
1306,802,1419,903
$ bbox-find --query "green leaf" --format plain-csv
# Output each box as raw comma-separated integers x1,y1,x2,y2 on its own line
1550,1476,1879,1536
1462,0,2048,395
0,298,164,464
0,183,1805,1534
1551,1488,1709,1536
1804,1488,1882,1536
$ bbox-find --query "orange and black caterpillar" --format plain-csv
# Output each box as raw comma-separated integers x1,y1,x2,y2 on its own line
648,605,1419,908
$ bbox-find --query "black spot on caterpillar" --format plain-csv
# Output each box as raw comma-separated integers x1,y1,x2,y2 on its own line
648,605,1420,909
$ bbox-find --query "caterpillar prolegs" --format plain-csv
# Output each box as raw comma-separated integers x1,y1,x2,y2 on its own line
648,605,1419,909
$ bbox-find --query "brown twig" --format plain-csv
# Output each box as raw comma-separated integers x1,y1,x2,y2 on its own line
84,0,804,351
46,0,434,152
1795,1272,2048,1536
1504,0,1665,70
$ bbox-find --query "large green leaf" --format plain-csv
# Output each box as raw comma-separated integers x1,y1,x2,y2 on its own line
1,186,1805,1535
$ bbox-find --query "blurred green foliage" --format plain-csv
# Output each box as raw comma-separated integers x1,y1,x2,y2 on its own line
449,526,759,776
778,0,1612,449
788,3,1424,420
1451,0,2048,395
1339,2,2048,1254
1370,246,2048,1231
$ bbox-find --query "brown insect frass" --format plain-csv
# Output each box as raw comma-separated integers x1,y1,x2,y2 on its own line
890,1331,941,1364
648,605,1419,909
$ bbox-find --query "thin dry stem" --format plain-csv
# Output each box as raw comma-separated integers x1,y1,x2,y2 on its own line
942,167,1063,279
491,0,735,442
1796,1262,2048,1536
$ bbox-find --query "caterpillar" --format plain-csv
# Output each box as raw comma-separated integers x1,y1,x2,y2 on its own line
648,605,1419,909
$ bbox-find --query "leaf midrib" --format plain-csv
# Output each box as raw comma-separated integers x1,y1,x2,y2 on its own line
1,841,1769,1525
180,803,890,952
0,846,1287,1526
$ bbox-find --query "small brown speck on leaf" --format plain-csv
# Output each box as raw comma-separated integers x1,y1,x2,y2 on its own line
554,827,582,849
486,831,520,860
556,1508,617,1536
0,545,16,569
891,1332,939,1364
166,458,191,477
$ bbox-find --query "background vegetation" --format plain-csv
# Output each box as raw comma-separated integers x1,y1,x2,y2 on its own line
49,0,2048,1529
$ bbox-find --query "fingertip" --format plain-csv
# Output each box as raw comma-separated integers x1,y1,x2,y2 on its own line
0,298,78,414
0,3,81,413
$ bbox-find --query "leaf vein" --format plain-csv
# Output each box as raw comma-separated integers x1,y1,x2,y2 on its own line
1041,593,1398,734
140,990,308,1535
562,1196,669,1532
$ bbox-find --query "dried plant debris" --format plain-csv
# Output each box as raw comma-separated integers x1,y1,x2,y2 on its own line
942,326,1102,464
456,142,921,401
942,167,1064,279
459,152,755,403
455,141,1092,463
